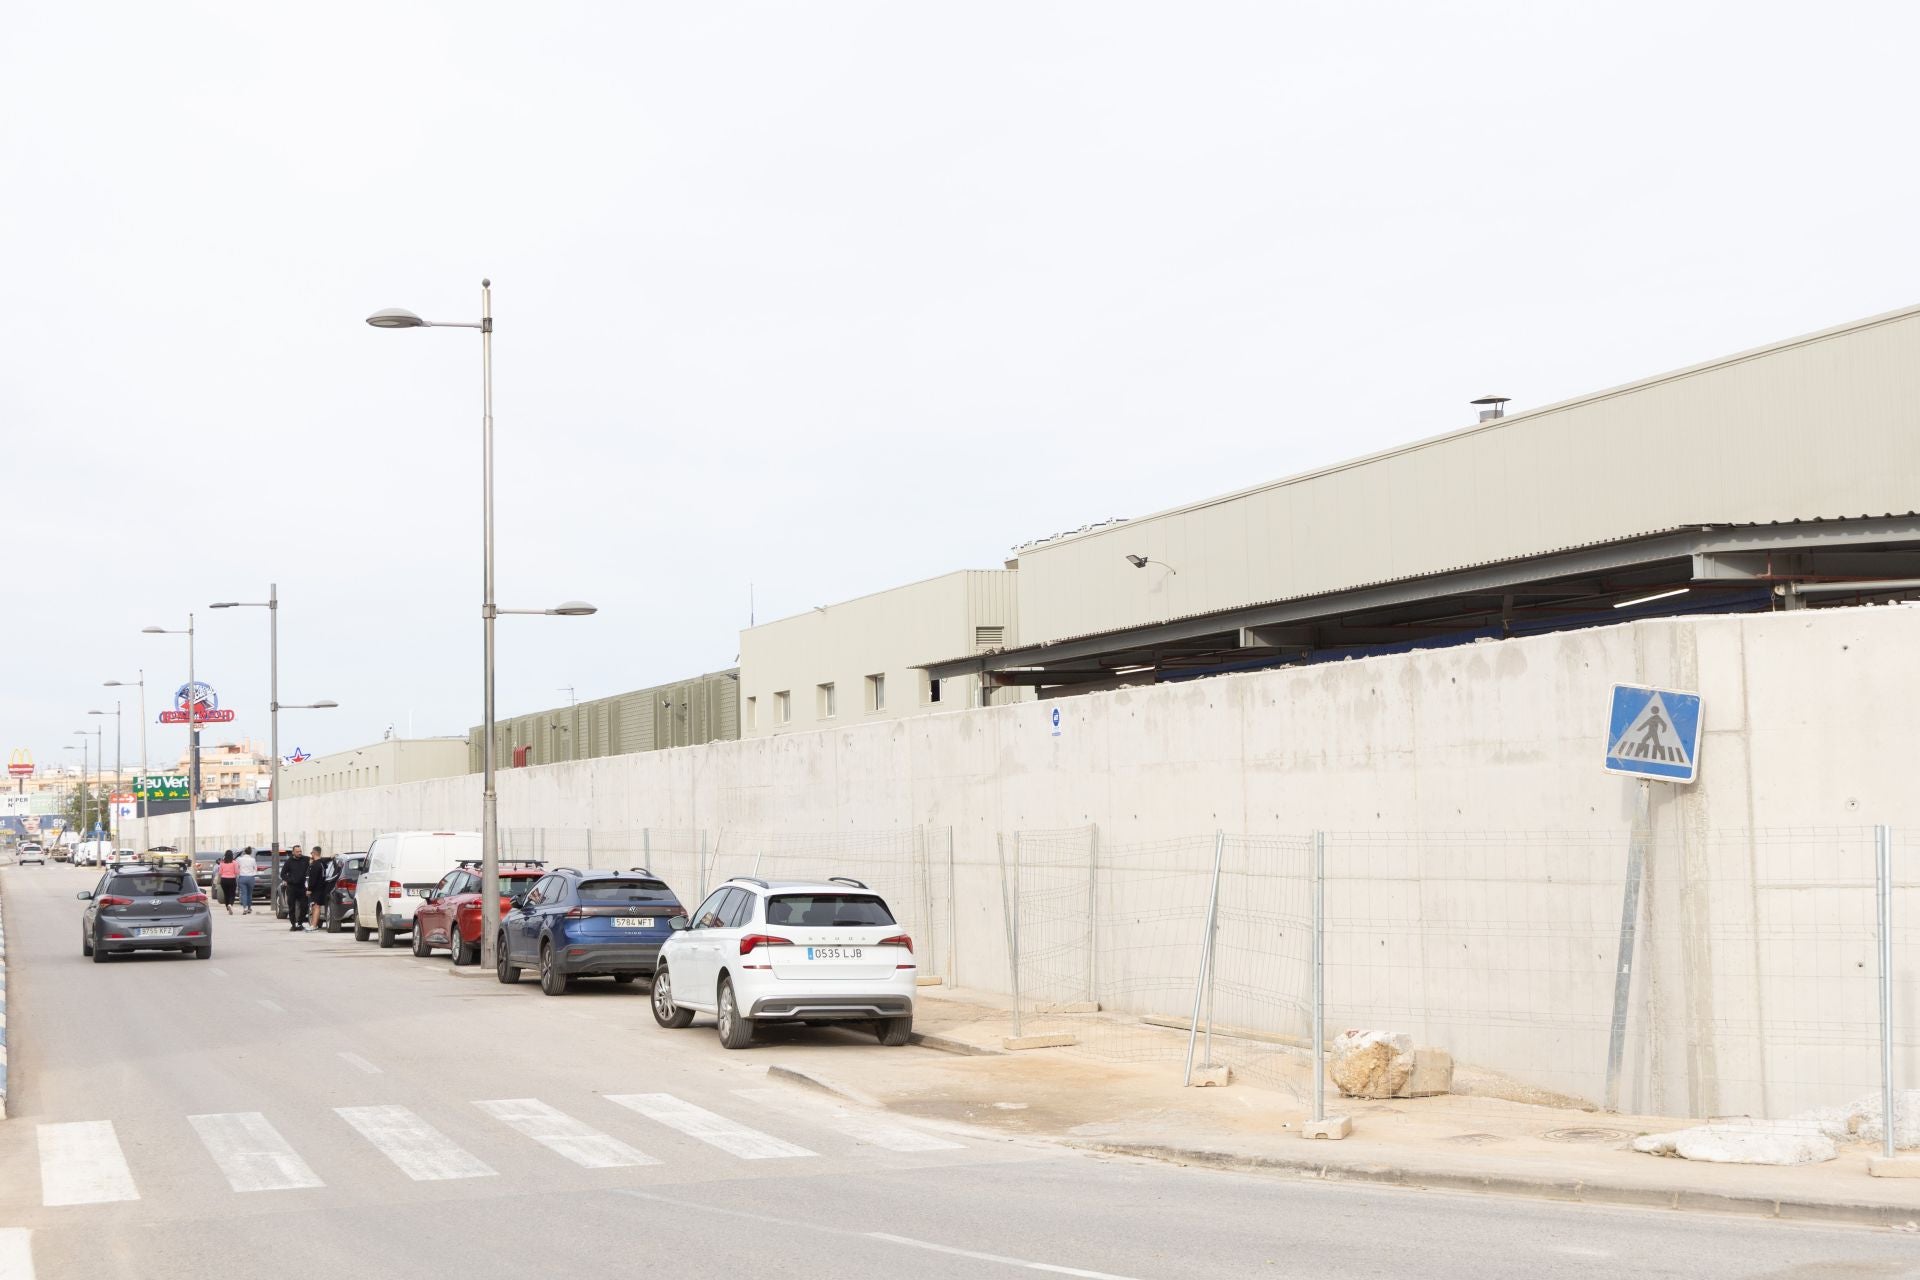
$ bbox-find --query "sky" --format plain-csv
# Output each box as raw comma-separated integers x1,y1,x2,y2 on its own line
5,0,1920,774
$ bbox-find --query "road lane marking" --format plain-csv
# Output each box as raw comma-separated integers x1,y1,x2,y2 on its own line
335,1106,496,1181
188,1112,324,1192
256,1000,284,1014
733,1087,963,1153
208,967,229,977
36,1122,138,1206
606,1093,814,1159
867,1233,1142,1279
475,1099,659,1168
0,1228,32,1280
337,1052,381,1075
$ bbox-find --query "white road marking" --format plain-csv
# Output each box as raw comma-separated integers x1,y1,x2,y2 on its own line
733,1087,963,1153
867,1232,1142,1279
0,1229,32,1280
335,1105,496,1181
208,966,229,977
337,1052,381,1075
36,1122,139,1206
606,1092,814,1159
256,999,284,1014
475,1099,658,1168
188,1112,324,1192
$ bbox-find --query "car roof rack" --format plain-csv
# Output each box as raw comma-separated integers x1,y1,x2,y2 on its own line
627,866,654,877
457,857,546,871
549,866,582,876
827,876,869,890
728,876,770,889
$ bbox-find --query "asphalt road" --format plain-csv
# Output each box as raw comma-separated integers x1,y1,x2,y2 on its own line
1,863,1916,1280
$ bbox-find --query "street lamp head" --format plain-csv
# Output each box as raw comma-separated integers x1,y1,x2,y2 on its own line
103,679,131,687
209,602,239,609
552,601,598,617
311,700,339,709
141,626,167,634
88,710,106,716
366,307,429,329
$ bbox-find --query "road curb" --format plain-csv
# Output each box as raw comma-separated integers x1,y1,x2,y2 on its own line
766,1064,881,1107
910,1030,1006,1057
1070,1140,1920,1230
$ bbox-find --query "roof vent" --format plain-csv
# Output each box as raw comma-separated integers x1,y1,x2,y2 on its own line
1471,394,1510,423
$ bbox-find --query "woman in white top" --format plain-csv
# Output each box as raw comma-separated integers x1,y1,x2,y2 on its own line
235,847,259,914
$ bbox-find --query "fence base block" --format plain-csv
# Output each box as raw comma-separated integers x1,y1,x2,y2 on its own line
914,976,945,987
1004,1033,1078,1051
1868,1155,1920,1178
1190,1064,1233,1087
1299,1115,1353,1140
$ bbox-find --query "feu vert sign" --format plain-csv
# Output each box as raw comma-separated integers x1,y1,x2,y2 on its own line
134,775,192,799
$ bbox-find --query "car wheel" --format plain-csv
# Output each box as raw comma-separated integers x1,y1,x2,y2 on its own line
82,932,93,957
451,936,476,967
496,936,521,984
875,1015,913,1047
411,922,432,958
539,942,570,996
612,974,638,985
651,966,695,1028
716,977,756,1049
91,944,109,964
353,914,371,942
377,912,397,949
194,944,213,961
325,906,344,934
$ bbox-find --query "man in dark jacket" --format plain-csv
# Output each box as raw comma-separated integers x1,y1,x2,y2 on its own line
305,847,333,931
282,845,312,931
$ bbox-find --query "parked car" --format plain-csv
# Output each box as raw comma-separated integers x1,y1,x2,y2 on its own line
354,831,481,947
50,844,71,862
495,866,685,994
412,861,546,963
17,843,46,867
191,850,223,886
650,876,915,1048
323,853,369,932
77,864,213,961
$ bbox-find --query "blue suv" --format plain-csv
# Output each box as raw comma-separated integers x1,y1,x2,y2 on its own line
496,866,685,996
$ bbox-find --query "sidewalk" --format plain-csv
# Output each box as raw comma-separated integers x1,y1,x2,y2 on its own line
771,985,1920,1230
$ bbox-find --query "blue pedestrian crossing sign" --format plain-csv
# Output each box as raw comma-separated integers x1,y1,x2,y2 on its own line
1603,684,1703,783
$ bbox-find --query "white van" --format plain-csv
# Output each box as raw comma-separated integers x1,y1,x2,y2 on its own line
354,830,481,947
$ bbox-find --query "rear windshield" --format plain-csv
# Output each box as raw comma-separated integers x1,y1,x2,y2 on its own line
106,872,190,897
579,879,677,905
766,893,895,928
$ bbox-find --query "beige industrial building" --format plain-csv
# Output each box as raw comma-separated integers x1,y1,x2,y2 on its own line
281,737,471,799
738,570,1026,738
469,669,740,771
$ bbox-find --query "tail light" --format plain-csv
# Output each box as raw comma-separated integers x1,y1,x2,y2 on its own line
564,907,586,919
739,933,792,956
387,880,402,899
97,895,133,907
178,893,208,904
338,879,357,892
879,933,913,952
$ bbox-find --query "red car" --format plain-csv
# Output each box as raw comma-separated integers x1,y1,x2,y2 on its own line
412,861,545,965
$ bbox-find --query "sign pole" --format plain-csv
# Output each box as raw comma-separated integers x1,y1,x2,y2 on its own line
1604,778,1652,1111
137,672,150,853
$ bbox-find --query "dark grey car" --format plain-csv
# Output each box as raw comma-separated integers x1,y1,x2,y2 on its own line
79,866,213,962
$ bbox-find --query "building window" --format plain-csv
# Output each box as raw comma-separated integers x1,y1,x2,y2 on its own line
817,682,837,719
775,691,791,724
923,673,942,705
974,625,1005,651
745,696,757,730
865,674,885,713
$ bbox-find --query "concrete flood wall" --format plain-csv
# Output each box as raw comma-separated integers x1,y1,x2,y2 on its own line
144,607,1920,1120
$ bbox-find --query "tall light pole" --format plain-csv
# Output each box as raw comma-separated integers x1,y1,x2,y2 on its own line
88,708,119,844
103,675,149,852
211,585,312,887
367,282,597,969
143,617,197,856
63,743,83,848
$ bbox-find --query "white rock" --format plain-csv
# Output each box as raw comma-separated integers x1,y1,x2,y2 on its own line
1632,1122,1837,1166
1328,1029,1413,1099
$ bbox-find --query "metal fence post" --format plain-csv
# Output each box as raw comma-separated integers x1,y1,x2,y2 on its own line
642,828,651,873
1877,823,1896,1161
998,833,1022,1038
699,829,709,897
1184,829,1226,1085
1087,822,1100,1007
1312,829,1326,1123
946,825,958,989
585,828,593,869
918,825,937,979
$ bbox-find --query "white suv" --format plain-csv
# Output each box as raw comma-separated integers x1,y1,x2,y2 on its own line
651,876,916,1049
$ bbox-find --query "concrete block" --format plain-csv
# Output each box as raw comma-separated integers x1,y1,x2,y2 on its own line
1868,1155,1920,1179
914,975,944,987
1299,1115,1353,1140
1396,1048,1454,1098
1190,1064,1233,1087
1003,1033,1078,1051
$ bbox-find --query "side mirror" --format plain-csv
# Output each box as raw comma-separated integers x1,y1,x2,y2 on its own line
508,896,527,911
667,913,690,931
76,891,93,901
423,890,438,903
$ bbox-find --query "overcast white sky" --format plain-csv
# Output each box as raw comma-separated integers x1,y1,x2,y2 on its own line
5,1,1918,772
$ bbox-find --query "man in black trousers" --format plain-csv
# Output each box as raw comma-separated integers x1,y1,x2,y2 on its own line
282,844,312,931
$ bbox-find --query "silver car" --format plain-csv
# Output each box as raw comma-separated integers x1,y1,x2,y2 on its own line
78,866,214,962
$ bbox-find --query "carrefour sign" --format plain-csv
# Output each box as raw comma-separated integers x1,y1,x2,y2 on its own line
159,681,235,725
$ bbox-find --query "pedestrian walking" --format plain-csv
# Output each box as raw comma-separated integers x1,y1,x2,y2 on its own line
216,851,238,914
235,846,258,913
282,845,311,931
306,846,333,932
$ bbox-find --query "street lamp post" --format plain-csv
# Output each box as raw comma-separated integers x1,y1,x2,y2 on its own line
211,585,317,892
69,734,89,846
88,706,120,845
103,675,150,853
367,282,596,969
143,617,197,857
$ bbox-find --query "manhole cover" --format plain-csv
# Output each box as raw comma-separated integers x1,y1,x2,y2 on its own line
1541,1126,1633,1144
1443,1132,1506,1146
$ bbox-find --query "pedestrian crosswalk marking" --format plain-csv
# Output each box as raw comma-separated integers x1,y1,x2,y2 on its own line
189,1112,324,1192
475,1099,659,1168
732,1088,964,1153
607,1092,815,1159
37,1122,138,1206
0,1228,32,1280
335,1105,497,1182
